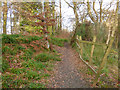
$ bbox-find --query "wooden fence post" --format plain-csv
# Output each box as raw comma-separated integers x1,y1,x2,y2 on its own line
79,36,83,58
89,36,96,65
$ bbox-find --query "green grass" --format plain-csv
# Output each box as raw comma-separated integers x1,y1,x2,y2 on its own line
22,59,46,70
25,70,40,79
10,68,26,75
34,53,61,62
75,39,118,87
50,37,68,47
2,58,10,72
19,49,33,61
28,83,45,88
107,53,118,65
81,43,117,68
2,34,43,44
87,68,94,75
2,46,13,55
2,34,62,88
2,74,16,88
82,44,105,66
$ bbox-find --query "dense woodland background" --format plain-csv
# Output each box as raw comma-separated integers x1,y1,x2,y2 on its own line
0,0,119,88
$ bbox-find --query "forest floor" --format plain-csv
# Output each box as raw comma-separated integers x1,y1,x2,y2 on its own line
2,33,118,88
46,42,90,88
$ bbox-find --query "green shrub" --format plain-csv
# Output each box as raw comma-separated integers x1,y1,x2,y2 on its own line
2,34,20,44
76,22,93,41
17,46,26,50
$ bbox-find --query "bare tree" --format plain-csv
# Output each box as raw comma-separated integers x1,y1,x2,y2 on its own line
59,0,62,31
64,0,83,45
0,2,2,33
3,2,8,34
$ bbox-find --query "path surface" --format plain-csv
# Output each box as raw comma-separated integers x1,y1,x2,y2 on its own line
47,42,90,88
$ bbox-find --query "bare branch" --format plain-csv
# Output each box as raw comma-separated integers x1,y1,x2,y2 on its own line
64,0,74,8
93,1,98,21
100,0,103,22
106,0,114,11
115,0,119,15
87,0,96,23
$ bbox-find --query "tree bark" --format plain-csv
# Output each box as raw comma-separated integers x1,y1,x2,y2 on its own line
3,2,8,34
59,0,62,31
52,1,55,34
93,14,117,87
70,2,79,45
0,2,2,34
99,0,103,23
10,3,13,34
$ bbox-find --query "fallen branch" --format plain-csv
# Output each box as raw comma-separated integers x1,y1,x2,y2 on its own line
76,42,97,74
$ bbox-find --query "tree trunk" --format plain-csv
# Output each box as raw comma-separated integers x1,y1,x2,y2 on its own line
0,2,2,34
3,2,8,34
10,3,13,34
52,1,55,34
57,15,60,33
70,23,80,45
93,36,115,87
106,27,111,44
13,10,17,34
118,4,120,71
44,2,52,34
93,15,117,86
59,0,62,31
70,2,79,45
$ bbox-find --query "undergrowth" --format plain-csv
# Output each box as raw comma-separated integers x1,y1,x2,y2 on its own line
73,39,118,88
2,34,63,88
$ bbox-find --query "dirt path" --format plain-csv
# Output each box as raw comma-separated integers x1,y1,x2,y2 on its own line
47,42,90,88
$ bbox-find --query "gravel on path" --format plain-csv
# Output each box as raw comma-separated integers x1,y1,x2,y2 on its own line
47,42,90,88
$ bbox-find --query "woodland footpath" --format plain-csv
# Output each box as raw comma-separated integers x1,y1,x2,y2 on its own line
1,1,119,88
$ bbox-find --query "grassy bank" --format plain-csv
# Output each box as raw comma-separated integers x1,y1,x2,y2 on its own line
74,41,118,88
2,34,68,88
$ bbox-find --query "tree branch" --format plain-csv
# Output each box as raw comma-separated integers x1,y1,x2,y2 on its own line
64,0,74,8
87,0,96,23
93,1,98,22
100,0,103,23
115,0,119,15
